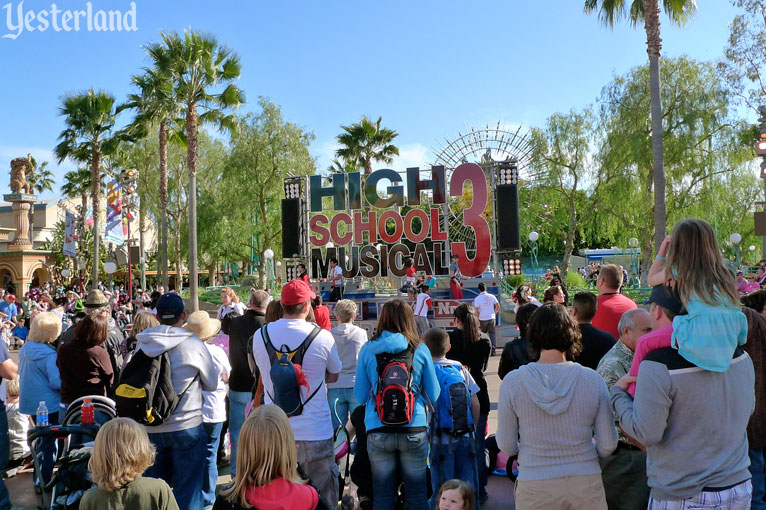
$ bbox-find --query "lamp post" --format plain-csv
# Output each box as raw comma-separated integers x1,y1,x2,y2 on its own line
628,237,640,284
730,233,742,269
750,245,756,267
264,248,275,290
528,231,539,277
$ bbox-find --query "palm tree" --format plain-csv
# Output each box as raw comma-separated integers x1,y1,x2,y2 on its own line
584,0,696,251
54,89,131,287
123,63,180,292
61,167,92,215
26,159,55,244
27,160,55,195
336,116,399,177
151,29,245,310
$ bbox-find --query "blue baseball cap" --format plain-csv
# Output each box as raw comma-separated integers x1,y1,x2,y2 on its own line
156,293,185,321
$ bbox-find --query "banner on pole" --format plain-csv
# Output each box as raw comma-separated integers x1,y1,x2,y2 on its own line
105,179,124,245
63,211,76,257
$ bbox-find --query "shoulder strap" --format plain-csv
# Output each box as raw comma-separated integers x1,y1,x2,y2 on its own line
291,325,322,366
510,340,527,369
261,324,280,365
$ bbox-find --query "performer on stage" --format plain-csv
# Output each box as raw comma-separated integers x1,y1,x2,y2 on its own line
449,253,464,299
329,258,344,301
297,263,310,284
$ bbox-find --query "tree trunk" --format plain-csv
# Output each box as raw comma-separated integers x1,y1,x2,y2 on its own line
208,262,216,288
257,258,265,289
561,210,576,278
175,228,182,294
186,103,199,311
159,121,170,290
644,0,666,253
91,145,101,287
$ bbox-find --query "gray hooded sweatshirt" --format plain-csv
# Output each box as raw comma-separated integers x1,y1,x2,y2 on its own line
135,325,218,433
496,361,617,481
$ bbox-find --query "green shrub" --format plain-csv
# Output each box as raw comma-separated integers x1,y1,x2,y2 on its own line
565,270,589,290
505,274,525,290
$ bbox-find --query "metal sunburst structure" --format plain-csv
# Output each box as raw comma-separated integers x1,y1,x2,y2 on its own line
431,122,535,251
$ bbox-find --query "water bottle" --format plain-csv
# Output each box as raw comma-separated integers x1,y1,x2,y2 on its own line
36,401,48,427
81,398,94,425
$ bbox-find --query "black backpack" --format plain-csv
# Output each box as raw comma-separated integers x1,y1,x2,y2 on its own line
262,324,323,417
114,349,197,426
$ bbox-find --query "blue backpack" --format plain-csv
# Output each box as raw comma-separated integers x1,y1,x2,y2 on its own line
262,324,322,417
432,363,473,437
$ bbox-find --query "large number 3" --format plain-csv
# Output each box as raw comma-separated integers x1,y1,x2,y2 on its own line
450,163,491,277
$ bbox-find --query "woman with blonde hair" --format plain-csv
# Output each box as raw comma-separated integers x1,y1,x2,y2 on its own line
80,417,178,510
327,299,367,430
215,405,324,510
18,312,61,485
122,311,159,361
218,287,246,320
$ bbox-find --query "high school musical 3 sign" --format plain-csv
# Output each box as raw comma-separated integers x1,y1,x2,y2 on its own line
309,163,491,279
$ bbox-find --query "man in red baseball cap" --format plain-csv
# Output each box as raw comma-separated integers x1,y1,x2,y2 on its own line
0,294,18,327
252,278,342,509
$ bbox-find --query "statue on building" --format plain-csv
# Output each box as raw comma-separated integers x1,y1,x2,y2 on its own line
9,155,33,194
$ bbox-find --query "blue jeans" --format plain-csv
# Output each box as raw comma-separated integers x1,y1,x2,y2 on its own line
327,387,359,432
31,411,59,488
0,409,10,510
475,414,488,500
751,447,766,510
203,422,223,508
429,434,478,510
146,424,205,510
368,430,429,510
228,390,251,477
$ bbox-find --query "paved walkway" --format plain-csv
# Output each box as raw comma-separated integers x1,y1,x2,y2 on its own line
6,356,515,509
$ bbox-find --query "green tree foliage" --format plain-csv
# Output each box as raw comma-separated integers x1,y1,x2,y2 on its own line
596,57,757,276
529,108,601,276
584,0,697,250
221,99,316,287
719,0,766,114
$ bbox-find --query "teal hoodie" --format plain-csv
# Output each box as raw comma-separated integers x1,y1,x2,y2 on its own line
354,331,440,432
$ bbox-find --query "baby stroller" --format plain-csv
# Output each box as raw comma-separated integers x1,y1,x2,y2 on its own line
27,396,117,510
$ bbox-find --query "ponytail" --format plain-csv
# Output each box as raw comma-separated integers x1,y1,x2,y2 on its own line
454,303,480,344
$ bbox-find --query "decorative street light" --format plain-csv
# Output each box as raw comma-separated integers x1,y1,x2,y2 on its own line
628,237,640,283
730,233,742,268
528,231,539,277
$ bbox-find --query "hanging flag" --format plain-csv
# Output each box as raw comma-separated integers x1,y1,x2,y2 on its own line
63,210,76,257
105,179,124,245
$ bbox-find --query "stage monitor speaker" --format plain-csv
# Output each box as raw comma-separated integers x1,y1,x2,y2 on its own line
282,198,302,258
129,246,141,262
496,184,521,251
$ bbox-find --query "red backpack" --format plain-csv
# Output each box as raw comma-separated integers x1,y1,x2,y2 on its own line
374,345,417,426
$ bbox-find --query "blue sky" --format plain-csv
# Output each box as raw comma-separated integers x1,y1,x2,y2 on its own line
0,0,745,198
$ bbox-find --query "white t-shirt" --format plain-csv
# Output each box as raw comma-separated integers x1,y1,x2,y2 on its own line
253,318,342,441
474,292,499,321
331,266,344,287
202,343,231,423
414,292,432,317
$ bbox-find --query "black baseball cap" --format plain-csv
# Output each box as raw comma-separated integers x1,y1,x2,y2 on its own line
644,285,685,316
